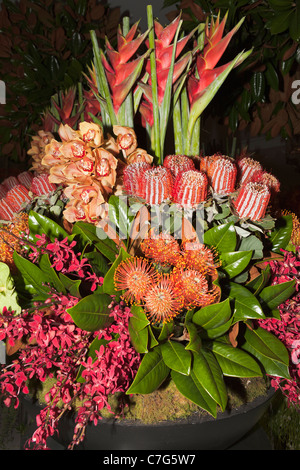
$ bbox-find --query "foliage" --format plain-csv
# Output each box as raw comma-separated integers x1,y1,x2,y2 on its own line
164,0,300,140
0,0,120,164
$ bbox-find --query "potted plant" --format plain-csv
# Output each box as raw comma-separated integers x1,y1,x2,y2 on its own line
0,5,298,450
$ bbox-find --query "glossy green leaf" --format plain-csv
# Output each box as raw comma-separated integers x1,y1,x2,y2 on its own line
185,321,202,353
129,305,150,331
258,279,296,312
161,340,191,375
192,350,227,411
270,214,293,253
0,262,21,314
13,252,50,298
210,341,262,377
72,221,118,262
239,235,264,260
220,250,252,278
171,370,218,417
246,264,271,295
28,210,69,242
204,222,236,253
128,321,149,354
193,298,232,330
39,254,67,294
201,317,233,340
126,346,170,394
66,293,112,331
84,251,108,276
228,282,265,322
242,326,290,379
58,273,81,297
102,247,131,295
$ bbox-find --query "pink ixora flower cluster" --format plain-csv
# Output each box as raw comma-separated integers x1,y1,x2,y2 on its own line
0,296,140,450
257,248,300,407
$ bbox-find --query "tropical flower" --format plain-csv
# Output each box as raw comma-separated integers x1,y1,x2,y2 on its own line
140,231,181,266
233,181,271,221
163,154,195,177
142,166,174,205
172,169,208,207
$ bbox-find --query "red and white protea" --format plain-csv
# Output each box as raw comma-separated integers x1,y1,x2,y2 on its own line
30,174,57,197
210,156,237,195
123,162,152,198
142,166,174,205
172,170,208,207
163,154,195,178
5,184,31,212
236,156,263,186
233,182,270,221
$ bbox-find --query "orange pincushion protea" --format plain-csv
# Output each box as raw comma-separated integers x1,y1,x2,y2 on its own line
163,154,195,177
123,162,152,198
114,257,159,303
143,274,184,324
236,157,263,186
172,170,208,208
142,166,173,205
171,268,218,309
0,212,28,271
140,231,181,266
233,182,270,221
181,241,220,275
210,156,237,195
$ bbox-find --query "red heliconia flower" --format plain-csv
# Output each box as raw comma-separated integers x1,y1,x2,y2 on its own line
123,162,152,198
141,231,181,266
140,15,194,127
102,22,149,115
172,170,208,207
30,174,57,197
233,182,270,221
143,274,184,324
187,13,244,107
163,154,195,177
142,166,174,205
49,87,84,129
236,156,263,186
5,184,31,212
209,156,237,194
114,257,159,303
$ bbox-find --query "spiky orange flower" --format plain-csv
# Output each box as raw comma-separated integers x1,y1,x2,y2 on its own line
181,241,220,275
143,274,184,324
114,257,159,303
171,268,219,309
0,212,28,271
140,231,181,266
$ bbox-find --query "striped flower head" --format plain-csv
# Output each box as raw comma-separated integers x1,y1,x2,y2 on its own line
237,157,263,186
172,170,208,208
233,182,270,221
142,166,173,205
163,154,195,178
140,231,181,266
5,185,31,212
210,156,237,195
123,162,152,198
114,257,159,303
143,274,184,324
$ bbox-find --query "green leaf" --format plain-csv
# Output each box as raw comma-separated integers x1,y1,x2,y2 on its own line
161,340,191,375
0,262,21,314
220,250,252,278
185,321,202,353
258,280,296,312
66,293,112,331
171,370,218,417
246,264,271,295
126,346,170,394
84,251,108,276
128,321,149,354
28,211,69,242
58,273,81,297
39,254,67,294
251,71,265,101
242,326,290,379
270,214,293,253
192,350,227,411
129,305,150,331
210,341,262,377
204,222,236,253
13,252,50,299
108,195,134,240
102,247,131,295
228,282,265,323
72,221,118,262
193,298,232,330
239,235,264,260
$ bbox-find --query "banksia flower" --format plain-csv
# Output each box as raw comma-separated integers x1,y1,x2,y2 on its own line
123,162,151,198
143,167,173,205
250,170,280,198
141,231,181,266
163,154,195,177
236,156,263,186
143,274,184,324
17,171,34,189
6,185,31,212
2,176,19,191
233,182,270,221
31,174,57,196
172,170,208,207
114,257,159,303
0,184,8,199
0,199,15,220
210,156,237,194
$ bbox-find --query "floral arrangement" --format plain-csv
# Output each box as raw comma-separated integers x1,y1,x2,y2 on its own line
0,5,299,451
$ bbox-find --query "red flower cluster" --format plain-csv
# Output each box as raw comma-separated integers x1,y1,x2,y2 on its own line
258,248,300,407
